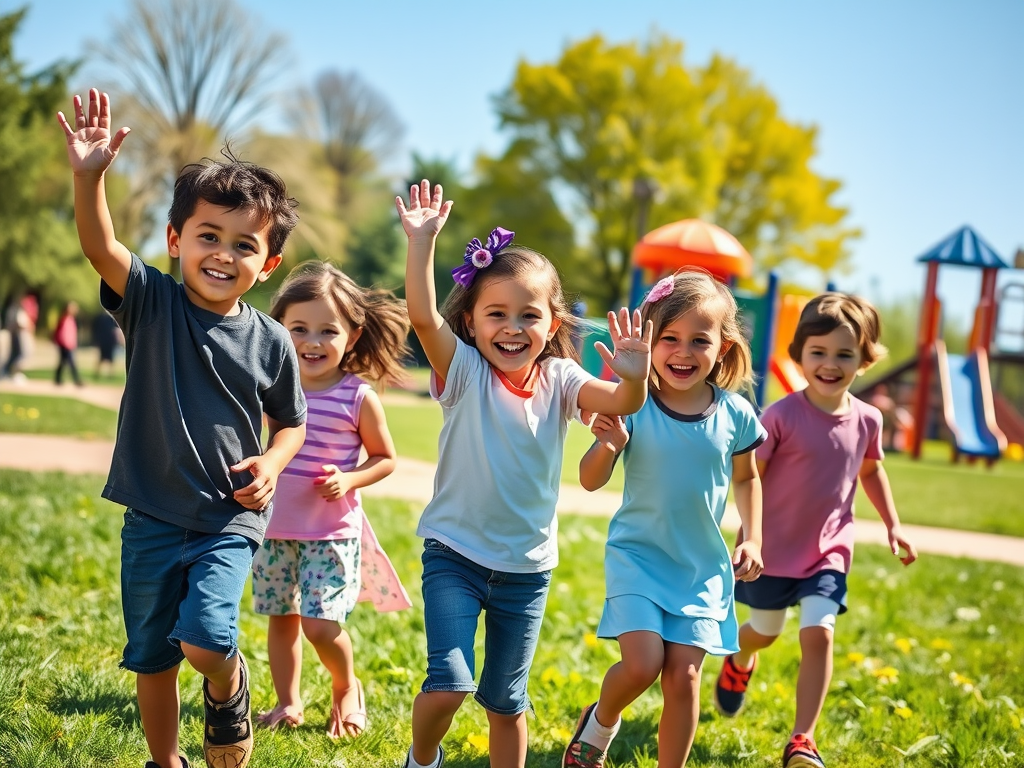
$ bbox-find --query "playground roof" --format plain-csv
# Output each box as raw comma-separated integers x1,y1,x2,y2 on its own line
633,219,753,279
916,225,1009,269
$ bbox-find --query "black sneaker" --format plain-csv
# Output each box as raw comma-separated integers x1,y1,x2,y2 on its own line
402,745,445,768
203,652,253,768
145,759,191,768
714,653,757,717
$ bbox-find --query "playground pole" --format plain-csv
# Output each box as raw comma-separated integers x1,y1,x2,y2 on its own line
972,267,999,352
911,261,940,459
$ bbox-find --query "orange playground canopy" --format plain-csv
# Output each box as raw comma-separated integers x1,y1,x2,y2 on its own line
632,219,753,281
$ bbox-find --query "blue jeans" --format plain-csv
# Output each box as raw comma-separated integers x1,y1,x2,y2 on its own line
120,508,257,674
420,538,551,715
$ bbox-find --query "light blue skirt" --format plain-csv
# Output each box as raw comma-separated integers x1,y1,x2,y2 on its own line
597,593,738,655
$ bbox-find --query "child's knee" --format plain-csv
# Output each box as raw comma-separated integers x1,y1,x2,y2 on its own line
620,654,664,688
300,616,344,647
180,641,235,677
798,624,834,652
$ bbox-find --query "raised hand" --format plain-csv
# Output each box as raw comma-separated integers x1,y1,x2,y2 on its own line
594,308,653,382
395,179,453,240
57,89,130,177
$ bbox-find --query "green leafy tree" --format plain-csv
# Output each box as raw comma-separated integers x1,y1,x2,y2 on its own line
0,9,94,314
495,34,858,309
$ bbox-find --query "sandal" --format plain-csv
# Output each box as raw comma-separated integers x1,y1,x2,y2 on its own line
329,678,367,739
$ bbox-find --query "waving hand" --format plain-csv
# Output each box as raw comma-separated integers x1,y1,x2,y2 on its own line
57,89,131,177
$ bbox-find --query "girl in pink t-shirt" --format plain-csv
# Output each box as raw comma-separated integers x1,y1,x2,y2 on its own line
253,262,412,739
713,293,918,768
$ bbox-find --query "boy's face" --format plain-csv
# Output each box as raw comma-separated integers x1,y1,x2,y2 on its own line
799,325,866,405
167,200,281,316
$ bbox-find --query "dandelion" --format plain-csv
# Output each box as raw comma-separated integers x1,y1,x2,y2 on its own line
847,652,866,664
583,633,599,648
26,407,39,419
568,671,582,684
955,607,981,622
1,403,12,414
894,638,913,654
894,706,913,719
774,682,789,697
950,671,974,692
541,667,565,686
1011,713,1021,730
929,638,953,651
549,726,572,742
871,666,899,685
466,733,488,754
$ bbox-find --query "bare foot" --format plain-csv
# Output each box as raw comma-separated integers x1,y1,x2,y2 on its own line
327,679,365,739
256,702,305,729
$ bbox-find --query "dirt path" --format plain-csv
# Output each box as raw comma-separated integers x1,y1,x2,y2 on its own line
3,379,1024,567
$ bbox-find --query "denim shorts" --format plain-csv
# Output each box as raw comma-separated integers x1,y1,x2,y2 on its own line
420,538,551,715
120,508,257,674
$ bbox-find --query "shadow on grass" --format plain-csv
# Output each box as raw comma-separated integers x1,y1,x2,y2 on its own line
48,668,206,729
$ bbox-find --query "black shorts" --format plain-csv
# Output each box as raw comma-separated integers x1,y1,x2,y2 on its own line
734,569,848,615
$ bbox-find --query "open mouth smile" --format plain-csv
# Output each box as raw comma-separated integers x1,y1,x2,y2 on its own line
495,342,528,356
202,268,233,281
667,363,698,378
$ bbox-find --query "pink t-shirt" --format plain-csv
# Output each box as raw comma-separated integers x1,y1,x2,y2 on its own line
266,374,368,540
756,391,884,579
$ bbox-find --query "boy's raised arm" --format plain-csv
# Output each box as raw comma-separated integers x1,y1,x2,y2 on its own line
57,89,133,297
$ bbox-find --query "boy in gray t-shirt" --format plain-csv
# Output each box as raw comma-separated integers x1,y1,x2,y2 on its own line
59,88,307,768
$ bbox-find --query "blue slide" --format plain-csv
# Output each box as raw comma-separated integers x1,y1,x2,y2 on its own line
941,351,1002,459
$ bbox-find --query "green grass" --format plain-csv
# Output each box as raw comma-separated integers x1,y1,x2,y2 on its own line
23,366,127,388
855,441,1024,537
0,469,1021,767
0,393,118,440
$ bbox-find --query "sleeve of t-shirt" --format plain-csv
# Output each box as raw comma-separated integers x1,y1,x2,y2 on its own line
732,394,768,455
99,252,167,336
430,336,483,408
555,357,597,422
754,400,784,463
863,403,885,461
262,338,307,427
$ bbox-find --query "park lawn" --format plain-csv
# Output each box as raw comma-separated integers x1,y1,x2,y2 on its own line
0,393,118,440
0,468,1022,768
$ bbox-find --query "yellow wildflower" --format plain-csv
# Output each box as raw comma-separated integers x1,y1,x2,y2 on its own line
929,638,953,651
1,403,12,413
26,407,39,419
847,652,865,664
466,733,488,754
583,633,599,648
541,667,565,686
894,706,913,719
894,638,913,654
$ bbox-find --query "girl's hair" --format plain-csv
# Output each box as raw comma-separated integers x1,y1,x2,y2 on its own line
271,262,411,387
640,269,753,392
440,245,581,363
788,292,887,368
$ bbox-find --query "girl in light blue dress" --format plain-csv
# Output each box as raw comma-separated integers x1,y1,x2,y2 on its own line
563,269,767,768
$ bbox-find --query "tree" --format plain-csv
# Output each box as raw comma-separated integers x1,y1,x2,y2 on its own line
292,69,404,213
94,0,289,268
0,9,94,314
495,34,858,309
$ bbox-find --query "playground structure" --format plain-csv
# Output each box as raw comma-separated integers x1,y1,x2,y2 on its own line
856,225,1024,463
579,218,808,407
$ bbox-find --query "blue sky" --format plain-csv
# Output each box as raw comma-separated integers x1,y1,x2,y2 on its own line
10,0,1024,334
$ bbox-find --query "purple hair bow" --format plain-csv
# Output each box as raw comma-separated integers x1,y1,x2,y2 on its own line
452,227,515,288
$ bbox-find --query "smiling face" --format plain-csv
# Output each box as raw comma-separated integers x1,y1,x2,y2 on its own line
651,308,728,410
799,325,865,411
279,298,362,391
464,275,561,388
167,200,281,316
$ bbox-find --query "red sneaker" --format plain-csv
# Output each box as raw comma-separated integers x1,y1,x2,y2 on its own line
713,653,757,716
783,733,826,768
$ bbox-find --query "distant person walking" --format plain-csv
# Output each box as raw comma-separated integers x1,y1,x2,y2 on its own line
2,293,38,381
92,310,123,380
53,301,84,386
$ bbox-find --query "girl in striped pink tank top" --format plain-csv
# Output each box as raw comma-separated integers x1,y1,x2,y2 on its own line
253,262,412,739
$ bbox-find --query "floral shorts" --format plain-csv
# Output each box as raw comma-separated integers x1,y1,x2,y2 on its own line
252,537,361,622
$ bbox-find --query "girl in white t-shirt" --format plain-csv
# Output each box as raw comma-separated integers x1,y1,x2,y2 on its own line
253,262,412,739
394,180,652,768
